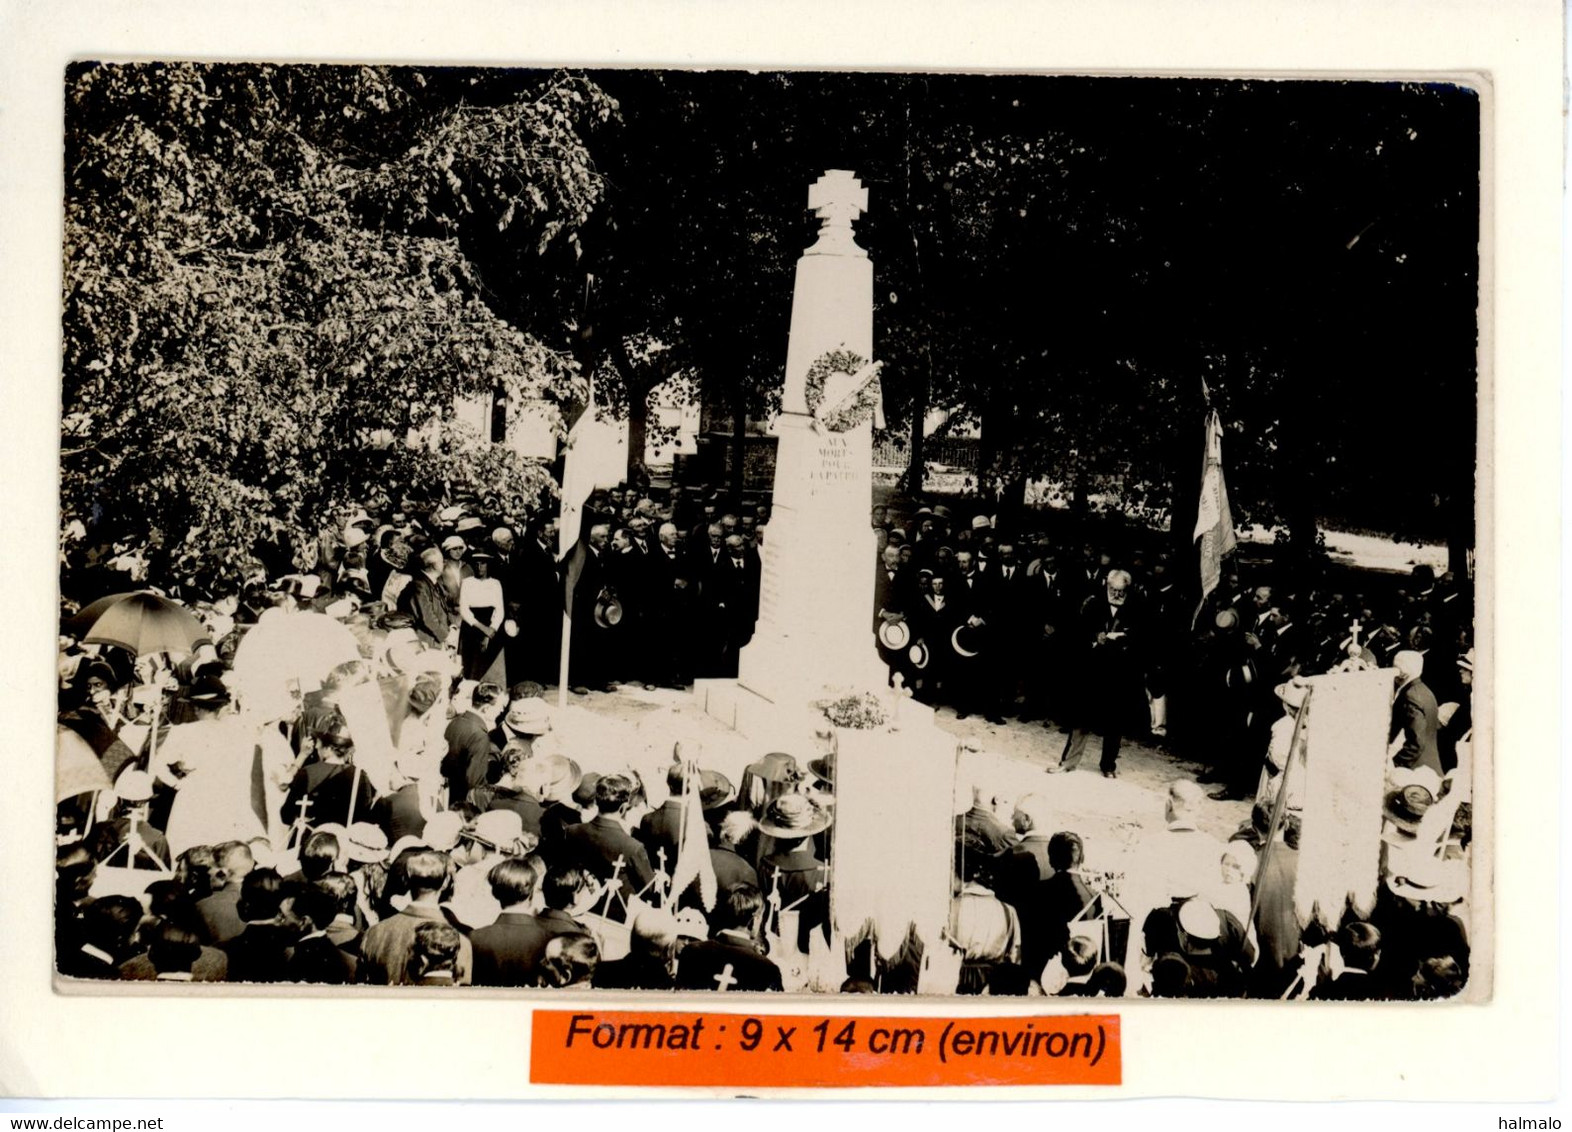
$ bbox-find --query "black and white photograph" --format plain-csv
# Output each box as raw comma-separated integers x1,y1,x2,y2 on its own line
47,63,1489,1002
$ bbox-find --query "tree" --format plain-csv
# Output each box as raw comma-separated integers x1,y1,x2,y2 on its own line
61,63,617,592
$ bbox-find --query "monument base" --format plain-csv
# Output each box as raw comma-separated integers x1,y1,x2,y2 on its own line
695,676,940,745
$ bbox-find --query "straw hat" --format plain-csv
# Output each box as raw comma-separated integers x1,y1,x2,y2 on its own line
758,794,832,839
504,697,553,735
877,620,911,651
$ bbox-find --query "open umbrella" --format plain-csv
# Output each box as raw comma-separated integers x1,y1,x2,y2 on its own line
61,591,138,638
230,607,364,719
77,592,208,790
80,592,208,657
56,726,112,803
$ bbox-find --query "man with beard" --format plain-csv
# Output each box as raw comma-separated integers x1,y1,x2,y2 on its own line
1048,570,1145,779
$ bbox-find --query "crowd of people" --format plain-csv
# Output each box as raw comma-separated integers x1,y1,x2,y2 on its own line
869,501,1474,797
54,484,1474,998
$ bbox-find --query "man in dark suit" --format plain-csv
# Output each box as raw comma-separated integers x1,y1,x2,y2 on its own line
674,883,784,992
284,881,359,984
195,841,255,946
441,683,505,808
472,859,575,987
563,523,616,694
873,543,914,688
1308,922,1383,1001
396,546,451,647
948,549,1005,723
991,793,1054,901
955,784,1017,857
688,522,730,677
907,570,960,705
58,895,141,979
645,522,696,687
1049,569,1146,779
561,774,655,918
1390,650,1443,783
507,519,562,686
637,764,689,874
593,907,681,991
1019,547,1075,726
717,534,762,673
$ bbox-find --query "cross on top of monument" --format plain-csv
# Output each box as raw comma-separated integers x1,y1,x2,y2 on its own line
806,169,868,257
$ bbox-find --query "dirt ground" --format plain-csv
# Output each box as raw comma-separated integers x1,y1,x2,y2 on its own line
545,681,1253,908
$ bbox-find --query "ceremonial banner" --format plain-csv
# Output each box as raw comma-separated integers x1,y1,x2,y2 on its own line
1295,668,1393,926
1192,408,1238,622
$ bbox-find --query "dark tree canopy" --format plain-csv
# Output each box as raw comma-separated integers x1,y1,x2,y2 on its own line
60,66,1478,590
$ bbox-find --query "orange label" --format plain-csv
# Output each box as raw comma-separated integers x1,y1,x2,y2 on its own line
530,1010,1121,1089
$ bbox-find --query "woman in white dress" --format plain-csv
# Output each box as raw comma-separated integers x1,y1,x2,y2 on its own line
458,552,506,684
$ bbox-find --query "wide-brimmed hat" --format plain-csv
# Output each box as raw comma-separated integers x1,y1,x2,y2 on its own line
113,768,155,804
594,592,624,629
1176,898,1220,942
468,810,529,855
343,527,369,549
407,677,441,714
186,675,232,707
1275,680,1308,710
571,772,603,809
455,517,485,534
344,822,389,863
808,751,835,788
523,755,583,802
951,623,983,659
758,794,832,839
440,535,466,552
504,697,553,735
1214,609,1239,630
908,640,931,670
743,752,800,785
970,514,991,531
1385,843,1466,904
699,769,736,811
1382,785,1434,840
421,811,465,853
877,620,911,651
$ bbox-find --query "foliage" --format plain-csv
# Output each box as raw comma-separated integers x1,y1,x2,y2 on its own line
62,62,616,589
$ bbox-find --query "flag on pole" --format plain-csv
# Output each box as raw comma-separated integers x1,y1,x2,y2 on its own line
668,759,719,912
558,382,599,563
1193,408,1238,624
557,382,600,705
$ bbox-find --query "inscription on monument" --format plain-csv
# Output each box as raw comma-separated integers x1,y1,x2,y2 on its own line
808,436,857,485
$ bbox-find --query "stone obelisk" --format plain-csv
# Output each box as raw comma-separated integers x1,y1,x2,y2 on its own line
696,173,959,985
719,170,890,734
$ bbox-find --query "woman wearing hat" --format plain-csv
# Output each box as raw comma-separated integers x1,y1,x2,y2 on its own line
458,552,507,684
756,794,833,944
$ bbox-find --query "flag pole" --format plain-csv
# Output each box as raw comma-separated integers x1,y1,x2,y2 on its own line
557,607,572,711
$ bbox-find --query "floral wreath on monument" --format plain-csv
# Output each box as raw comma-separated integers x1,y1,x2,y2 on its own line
804,349,885,433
